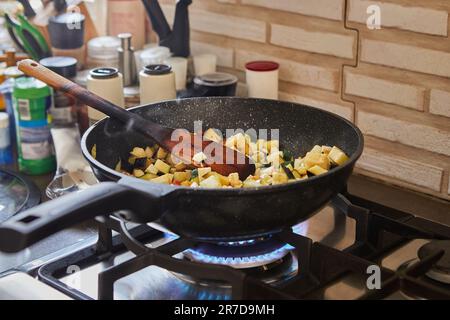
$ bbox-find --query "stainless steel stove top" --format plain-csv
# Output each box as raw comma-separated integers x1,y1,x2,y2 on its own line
1,193,449,300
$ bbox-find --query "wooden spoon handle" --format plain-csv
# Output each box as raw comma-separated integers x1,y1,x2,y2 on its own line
18,59,132,123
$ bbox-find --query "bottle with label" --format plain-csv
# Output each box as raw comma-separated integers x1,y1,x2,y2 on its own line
12,77,56,175
0,112,13,165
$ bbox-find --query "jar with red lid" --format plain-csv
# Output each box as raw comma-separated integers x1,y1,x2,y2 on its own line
245,61,279,99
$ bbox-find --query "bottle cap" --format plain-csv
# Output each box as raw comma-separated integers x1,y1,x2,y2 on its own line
245,61,279,72
40,56,78,78
90,68,119,79
143,64,172,75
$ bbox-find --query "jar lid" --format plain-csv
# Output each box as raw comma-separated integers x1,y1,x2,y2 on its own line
3,66,24,79
90,67,119,79
245,61,279,72
88,36,121,60
193,72,238,87
0,112,9,129
40,56,77,78
48,13,85,49
143,64,172,75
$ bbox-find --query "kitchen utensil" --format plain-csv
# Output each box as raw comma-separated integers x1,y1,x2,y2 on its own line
17,0,36,19
4,13,51,61
141,0,191,57
118,33,137,87
17,60,254,178
0,96,363,253
0,49,28,67
193,72,238,97
246,61,279,99
139,64,176,104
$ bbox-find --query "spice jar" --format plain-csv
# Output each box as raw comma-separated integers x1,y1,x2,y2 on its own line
86,36,121,69
245,61,279,99
139,64,176,104
86,67,125,125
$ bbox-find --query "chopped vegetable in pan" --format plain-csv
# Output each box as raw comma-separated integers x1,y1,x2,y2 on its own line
109,131,349,188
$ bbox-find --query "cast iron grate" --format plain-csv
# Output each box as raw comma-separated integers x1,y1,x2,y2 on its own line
36,193,450,300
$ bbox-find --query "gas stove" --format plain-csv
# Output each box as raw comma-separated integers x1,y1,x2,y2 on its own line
1,191,449,300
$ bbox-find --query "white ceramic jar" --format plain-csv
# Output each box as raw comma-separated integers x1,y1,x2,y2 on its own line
139,64,177,104
86,68,125,124
164,56,188,90
245,61,279,99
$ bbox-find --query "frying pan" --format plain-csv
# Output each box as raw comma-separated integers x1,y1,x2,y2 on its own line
0,97,363,253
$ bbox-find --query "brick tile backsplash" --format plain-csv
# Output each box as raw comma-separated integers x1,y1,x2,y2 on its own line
430,89,450,118
348,0,448,36
357,111,450,157
271,24,355,59
242,0,345,21
159,0,450,199
357,147,443,192
361,39,450,78
344,71,425,110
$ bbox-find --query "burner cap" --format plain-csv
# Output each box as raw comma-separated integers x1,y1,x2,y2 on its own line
418,240,450,284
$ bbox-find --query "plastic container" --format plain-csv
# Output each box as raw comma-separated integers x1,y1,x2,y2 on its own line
164,56,188,91
193,72,238,97
193,53,217,76
40,57,78,127
0,112,13,165
245,61,279,99
86,36,121,69
86,68,125,125
139,64,176,104
13,77,56,175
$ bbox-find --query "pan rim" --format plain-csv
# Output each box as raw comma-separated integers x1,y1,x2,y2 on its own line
80,97,364,195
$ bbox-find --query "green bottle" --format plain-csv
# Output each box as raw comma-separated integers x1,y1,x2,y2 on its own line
13,77,56,175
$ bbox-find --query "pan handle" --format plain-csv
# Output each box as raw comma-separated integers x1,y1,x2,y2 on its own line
0,182,162,253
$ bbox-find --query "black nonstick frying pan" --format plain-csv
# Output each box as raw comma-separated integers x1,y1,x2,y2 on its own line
0,97,363,253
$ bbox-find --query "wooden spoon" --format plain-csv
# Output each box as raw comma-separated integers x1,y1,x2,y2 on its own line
18,59,255,179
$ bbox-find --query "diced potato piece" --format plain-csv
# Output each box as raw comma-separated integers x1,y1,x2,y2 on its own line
198,167,211,178
128,156,136,165
180,181,191,187
145,164,159,175
225,135,236,149
294,167,307,176
174,162,187,171
133,169,145,177
328,146,349,166
272,172,288,185
151,173,173,184
141,173,158,180
156,147,168,159
256,139,268,152
204,128,222,143
308,165,328,176
234,133,249,155
310,145,322,154
173,171,190,182
144,146,154,158
199,175,221,188
243,179,261,188
131,147,146,158
267,140,279,153
91,144,97,159
154,159,171,174
115,160,121,171
169,168,177,174
228,172,242,187
192,151,207,163
292,170,301,179
294,158,303,169
321,145,332,154
267,151,283,165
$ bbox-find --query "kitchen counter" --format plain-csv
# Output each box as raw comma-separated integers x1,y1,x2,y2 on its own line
0,169,448,274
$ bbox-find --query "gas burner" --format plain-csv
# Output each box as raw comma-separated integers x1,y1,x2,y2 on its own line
183,238,293,269
418,240,450,285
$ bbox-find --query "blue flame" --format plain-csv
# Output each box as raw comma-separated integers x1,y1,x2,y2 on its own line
185,243,294,266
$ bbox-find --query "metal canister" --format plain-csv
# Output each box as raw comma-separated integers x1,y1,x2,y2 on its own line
13,77,55,175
